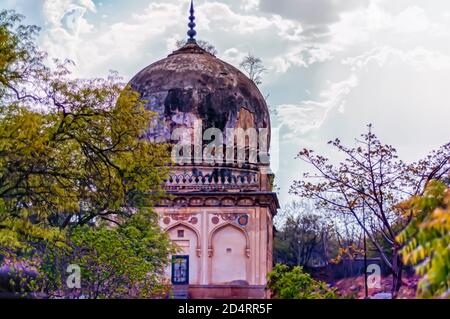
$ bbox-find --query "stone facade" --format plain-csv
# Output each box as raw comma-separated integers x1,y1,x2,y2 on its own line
157,188,277,298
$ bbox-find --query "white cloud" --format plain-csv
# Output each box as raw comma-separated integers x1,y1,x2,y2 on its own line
273,47,308,71
199,2,273,34
77,0,96,12
393,6,431,33
343,46,450,72
276,75,358,137
272,43,335,73
42,0,95,28
33,0,313,77
38,0,187,77
222,47,246,66
241,0,260,12
259,0,369,28
40,0,97,68
328,2,438,50
273,56,292,73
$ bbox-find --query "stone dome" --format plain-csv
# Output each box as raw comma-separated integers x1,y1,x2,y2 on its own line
128,42,271,147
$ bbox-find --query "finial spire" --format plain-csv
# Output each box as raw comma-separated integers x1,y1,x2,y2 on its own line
187,0,197,43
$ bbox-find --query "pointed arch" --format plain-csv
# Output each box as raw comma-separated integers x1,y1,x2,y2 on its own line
208,222,250,257
165,221,201,257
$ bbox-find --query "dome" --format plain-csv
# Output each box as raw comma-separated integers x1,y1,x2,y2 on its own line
126,2,275,193
128,42,271,147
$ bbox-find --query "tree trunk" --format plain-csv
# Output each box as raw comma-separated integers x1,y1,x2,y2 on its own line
391,249,403,298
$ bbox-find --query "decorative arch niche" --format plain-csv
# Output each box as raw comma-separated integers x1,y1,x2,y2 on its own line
208,222,250,257
208,222,250,284
165,221,202,257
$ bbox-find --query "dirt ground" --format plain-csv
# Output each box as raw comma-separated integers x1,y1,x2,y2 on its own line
332,273,420,299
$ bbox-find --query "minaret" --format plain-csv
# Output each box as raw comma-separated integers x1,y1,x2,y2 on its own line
187,0,197,43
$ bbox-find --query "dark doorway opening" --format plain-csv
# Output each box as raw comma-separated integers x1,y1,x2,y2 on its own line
171,255,189,285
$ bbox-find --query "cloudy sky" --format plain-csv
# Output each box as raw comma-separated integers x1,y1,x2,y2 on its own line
2,0,450,207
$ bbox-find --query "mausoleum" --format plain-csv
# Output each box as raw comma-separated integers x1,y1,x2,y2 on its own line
128,1,279,299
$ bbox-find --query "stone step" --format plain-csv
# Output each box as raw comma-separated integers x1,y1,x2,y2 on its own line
172,285,189,299
371,292,393,299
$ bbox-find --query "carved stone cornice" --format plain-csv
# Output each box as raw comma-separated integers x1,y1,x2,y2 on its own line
157,191,279,216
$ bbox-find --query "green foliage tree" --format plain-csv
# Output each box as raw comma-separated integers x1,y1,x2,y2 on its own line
267,264,338,299
0,10,174,298
397,180,450,298
0,10,45,98
16,210,174,299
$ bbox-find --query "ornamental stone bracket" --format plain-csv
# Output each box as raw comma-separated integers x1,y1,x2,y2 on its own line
207,246,251,259
208,246,213,257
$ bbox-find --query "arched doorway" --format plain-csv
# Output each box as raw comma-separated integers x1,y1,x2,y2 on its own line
210,224,248,284
166,223,200,285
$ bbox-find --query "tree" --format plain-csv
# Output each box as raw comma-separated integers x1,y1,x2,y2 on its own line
274,202,335,268
267,264,338,299
0,9,170,236
0,10,174,298
239,53,267,85
290,124,449,297
397,180,450,298
0,10,45,100
175,39,218,55
331,213,365,264
12,210,175,299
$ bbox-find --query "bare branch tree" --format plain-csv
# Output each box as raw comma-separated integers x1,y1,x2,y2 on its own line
239,53,267,85
290,124,449,297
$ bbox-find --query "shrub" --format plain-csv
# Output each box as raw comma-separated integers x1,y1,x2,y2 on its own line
267,264,338,299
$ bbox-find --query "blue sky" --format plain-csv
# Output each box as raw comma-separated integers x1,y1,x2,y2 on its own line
2,0,450,207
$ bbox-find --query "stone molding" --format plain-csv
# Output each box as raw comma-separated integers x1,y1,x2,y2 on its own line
158,192,279,216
